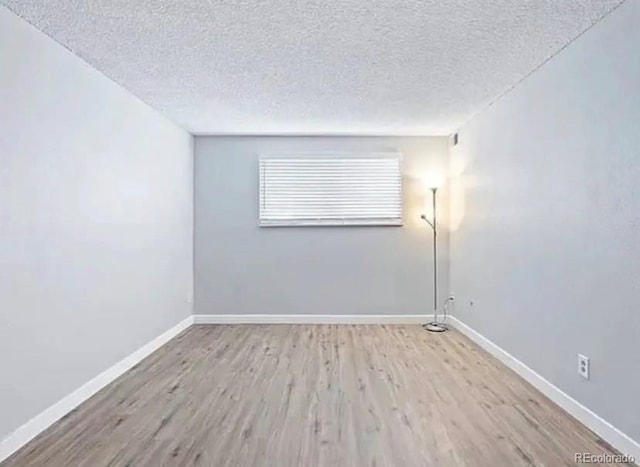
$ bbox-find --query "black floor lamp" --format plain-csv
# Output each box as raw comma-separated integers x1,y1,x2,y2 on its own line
421,186,447,332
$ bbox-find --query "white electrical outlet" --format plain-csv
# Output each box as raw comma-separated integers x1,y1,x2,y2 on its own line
578,354,590,380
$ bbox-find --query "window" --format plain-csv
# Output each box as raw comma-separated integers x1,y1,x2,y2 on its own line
259,154,403,226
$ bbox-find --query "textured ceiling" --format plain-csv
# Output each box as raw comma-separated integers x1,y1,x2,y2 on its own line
1,0,624,135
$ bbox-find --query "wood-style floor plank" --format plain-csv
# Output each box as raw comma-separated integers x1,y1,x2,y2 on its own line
2,325,632,467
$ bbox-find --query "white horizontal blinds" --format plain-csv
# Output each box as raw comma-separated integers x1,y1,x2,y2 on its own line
259,155,403,226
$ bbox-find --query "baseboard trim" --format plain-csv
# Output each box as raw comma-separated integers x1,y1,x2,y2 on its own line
0,315,194,463
193,314,433,324
448,316,640,461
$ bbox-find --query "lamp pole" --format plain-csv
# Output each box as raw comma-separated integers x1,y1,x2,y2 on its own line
421,187,447,332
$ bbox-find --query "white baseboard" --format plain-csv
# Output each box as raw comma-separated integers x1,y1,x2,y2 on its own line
448,316,640,461
193,314,433,324
0,315,194,464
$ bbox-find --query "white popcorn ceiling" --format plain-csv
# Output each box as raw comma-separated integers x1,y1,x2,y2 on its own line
1,0,625,135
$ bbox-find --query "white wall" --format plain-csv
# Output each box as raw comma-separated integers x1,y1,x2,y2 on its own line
0,7,193,440
450,0,640,444
195,136,449,317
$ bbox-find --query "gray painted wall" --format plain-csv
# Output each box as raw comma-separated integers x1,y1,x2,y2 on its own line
450,0,640,443
0,8,193,440
195,136,449,316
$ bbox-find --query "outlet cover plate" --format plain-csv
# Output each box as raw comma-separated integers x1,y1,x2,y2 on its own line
578,354,590,380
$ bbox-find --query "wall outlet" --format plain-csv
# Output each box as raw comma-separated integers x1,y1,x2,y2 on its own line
578,354,590,380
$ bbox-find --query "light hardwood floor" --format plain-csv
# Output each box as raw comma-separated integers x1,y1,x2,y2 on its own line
2,325,632,466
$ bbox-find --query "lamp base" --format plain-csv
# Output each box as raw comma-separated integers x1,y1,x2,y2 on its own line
423,322,448,333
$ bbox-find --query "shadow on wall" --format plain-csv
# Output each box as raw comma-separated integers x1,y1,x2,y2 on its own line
448,144,475,232
449,176,467,232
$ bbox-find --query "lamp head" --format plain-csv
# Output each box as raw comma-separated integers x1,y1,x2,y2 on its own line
423,173,445,192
